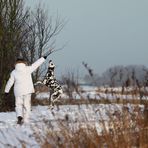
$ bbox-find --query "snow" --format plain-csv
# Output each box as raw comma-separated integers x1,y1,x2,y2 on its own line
35,92,50,100
0,104,125,147
0,85,146,147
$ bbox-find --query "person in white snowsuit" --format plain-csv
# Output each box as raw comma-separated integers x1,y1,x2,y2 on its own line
4,57,46,124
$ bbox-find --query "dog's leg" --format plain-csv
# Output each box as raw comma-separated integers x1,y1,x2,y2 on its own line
48,91,54,110
51,90,62,103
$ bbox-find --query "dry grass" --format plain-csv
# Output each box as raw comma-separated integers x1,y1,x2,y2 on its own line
32,97,147,107
28,83,148,147
37,103,148,148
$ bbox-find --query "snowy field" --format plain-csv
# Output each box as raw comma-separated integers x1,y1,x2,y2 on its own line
0,85,147,147
0,104,143,147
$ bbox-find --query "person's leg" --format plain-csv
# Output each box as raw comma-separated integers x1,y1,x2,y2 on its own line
15,96,24,124
23,94,31,123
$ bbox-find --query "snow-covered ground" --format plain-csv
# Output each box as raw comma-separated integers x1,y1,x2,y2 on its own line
0,103,145,147
0,85,147,147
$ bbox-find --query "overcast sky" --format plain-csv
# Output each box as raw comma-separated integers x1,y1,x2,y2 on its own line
25,0,148,77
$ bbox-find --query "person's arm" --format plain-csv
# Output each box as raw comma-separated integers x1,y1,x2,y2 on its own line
29,57,46,73
5,72,15,93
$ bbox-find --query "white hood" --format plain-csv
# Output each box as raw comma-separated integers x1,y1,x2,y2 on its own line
15,63,26,71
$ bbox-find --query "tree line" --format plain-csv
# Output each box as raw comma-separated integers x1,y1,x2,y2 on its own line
84,64,148,87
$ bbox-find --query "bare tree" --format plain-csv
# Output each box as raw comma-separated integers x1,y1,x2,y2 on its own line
61,71,80,99
0,0,29,90
21,5,66,82
0,0,30,110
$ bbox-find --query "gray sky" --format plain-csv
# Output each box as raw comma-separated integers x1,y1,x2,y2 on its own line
25,0,148,77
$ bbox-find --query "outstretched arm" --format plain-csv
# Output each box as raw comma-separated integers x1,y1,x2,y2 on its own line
29,57,46,73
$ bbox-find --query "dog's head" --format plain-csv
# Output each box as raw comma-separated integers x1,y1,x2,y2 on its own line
48,60,55,70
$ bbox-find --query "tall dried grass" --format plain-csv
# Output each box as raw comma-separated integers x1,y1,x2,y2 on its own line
39,102,148,148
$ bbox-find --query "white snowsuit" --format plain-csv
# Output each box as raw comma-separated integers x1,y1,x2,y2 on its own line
5,57,45,123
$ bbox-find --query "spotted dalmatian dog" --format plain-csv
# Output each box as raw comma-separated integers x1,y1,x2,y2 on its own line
43,60,63,109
